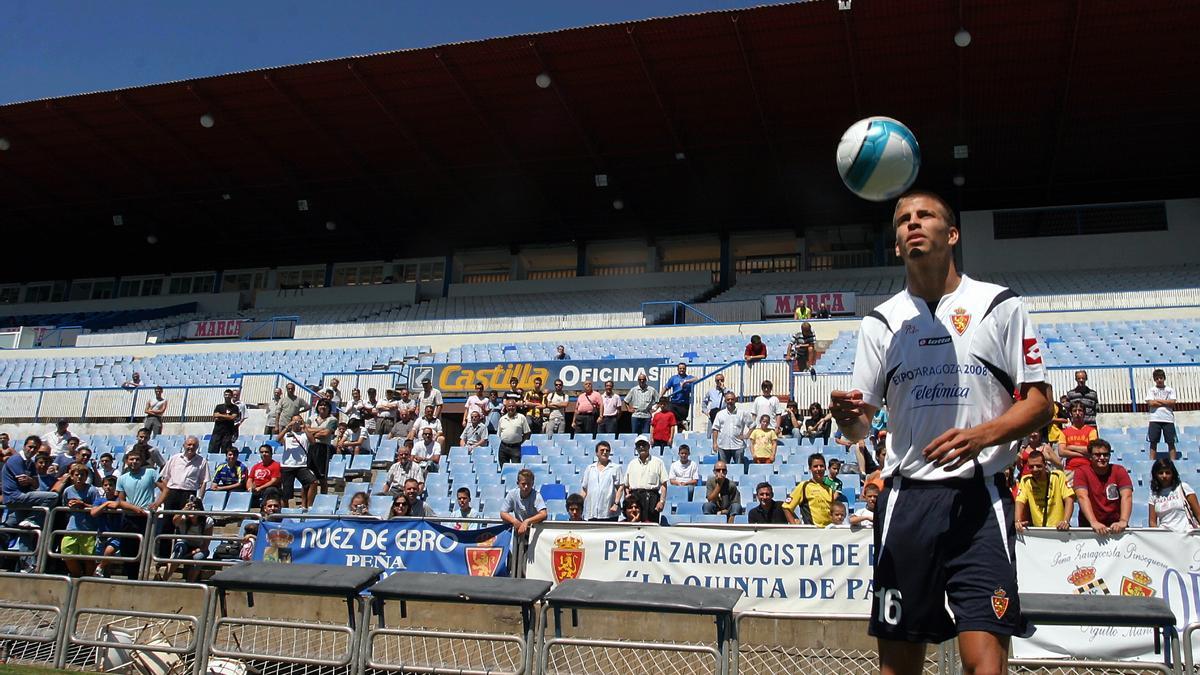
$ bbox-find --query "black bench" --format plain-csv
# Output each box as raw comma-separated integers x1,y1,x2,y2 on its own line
1019,593,1180,674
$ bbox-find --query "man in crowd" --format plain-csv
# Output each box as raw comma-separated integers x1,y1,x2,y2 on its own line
376,389,399,436
580,441,621,521
326,377,344,410
276,414,318,509
744,335,767,363
788,323,817,374
1067,369,1099,427
782,454,834,526
794,299,811,320
544,379,570,435
143,386,169,437
753,380,781,430
497,399,531,465
702,373,728,424
209,389,240,454
414,427,442,474
712,391,753,465
626,373,658,436
418,378,443,418
1145,368,1178,460
460,409,490,454
210,447,247,493
624,436,667,523
264,388,284,436
157,436,209,510
669,444,700,487
464,383,490,426
405,478,437,517
500,468,548,537
748,482,789,524
598,380,623,434
246,444,281,509
573,380,602,436
409,405,445,449
46,419,75,455
122,372,143,389
1057,402,1098,484
2,436,59,564
663,363,698,431
1073,439,1132,536
307,399,337,495
1014,450,1073,532
384,442,426,497
129,428,166,470
524,377,546,434
554,345,568,360
230,389,248,441
702,460,743,521
278,383,311,428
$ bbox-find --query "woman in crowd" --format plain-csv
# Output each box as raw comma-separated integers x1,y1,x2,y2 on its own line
1148,458,1200,532
345,491,370,516
388,495,411,519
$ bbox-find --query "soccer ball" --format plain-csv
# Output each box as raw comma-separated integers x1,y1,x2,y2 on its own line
836,116,921,202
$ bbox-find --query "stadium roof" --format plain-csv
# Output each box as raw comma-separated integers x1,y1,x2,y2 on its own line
1,0,1196,282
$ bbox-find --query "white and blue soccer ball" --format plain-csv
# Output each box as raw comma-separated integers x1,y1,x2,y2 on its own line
836,116,921,202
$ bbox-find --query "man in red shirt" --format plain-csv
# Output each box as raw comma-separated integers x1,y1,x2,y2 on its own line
1056,403,1097,483
1072,439,1132,535
744,335,767,363
246,444,282,509
650,396,677,451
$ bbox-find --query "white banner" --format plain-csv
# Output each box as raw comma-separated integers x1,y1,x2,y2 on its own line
526,523,875,615
183,319,243,340
762,292,856,317
1014,528,1200,662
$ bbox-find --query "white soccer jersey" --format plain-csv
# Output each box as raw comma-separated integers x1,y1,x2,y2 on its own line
850,275,1046,481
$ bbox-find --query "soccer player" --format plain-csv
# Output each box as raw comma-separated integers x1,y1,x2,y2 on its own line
829,190,1052,675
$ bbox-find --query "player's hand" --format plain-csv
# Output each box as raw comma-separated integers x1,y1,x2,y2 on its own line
922,427,987,471
1055,520,1071,531
1110,520,1127,534
829,390,865,424
1090,521,1110,536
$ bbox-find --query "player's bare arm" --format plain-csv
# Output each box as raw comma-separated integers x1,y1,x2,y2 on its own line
829,389,876,443
922,382,1053,471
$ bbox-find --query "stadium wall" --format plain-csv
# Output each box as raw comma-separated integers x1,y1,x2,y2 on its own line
447,270,712,297
960,198,1200,274
252,281,417,309
0,291,240,318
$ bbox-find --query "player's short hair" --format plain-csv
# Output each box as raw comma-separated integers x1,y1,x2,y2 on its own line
807,452,826,468
894,189,957,228
1087,439,1112,454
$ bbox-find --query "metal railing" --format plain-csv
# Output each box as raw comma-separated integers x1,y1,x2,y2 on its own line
641,300,720,325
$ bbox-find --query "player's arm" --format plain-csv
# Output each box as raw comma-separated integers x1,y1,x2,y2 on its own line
829,391,876,444
923,382,1053,471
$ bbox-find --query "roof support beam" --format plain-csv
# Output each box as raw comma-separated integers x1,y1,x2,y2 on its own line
1043,0,1083,197
730,15,781,171
625,26,687,157
840,12,864,119
528,40,605,170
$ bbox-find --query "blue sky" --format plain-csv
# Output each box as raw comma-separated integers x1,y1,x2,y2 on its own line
0,0,774,105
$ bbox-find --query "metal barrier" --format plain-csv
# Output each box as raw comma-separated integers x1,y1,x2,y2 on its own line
0,572,73,668
145,508,254,581
61,576,213,674
41,505,145,575
0,505,51,572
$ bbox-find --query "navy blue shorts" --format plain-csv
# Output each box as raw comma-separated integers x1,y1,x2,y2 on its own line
1147,422,1177,446
870,473,1030,643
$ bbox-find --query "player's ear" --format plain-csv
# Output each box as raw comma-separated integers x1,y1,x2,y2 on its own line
947,224,960,247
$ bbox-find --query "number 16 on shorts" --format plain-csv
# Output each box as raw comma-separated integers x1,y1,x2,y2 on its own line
876,587,903,625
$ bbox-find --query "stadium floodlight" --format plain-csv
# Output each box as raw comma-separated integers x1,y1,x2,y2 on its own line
0,137,10,151
594,174,608,187
837,0,851,10
112,214,124,226
535,73,552,89
325,220,337,231
612,199,624,211
146,234,159,244
199,113,215,128
954,28,972,47
953,174,966,187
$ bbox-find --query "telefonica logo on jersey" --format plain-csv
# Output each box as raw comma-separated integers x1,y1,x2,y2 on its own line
919,336,953,346
912,383,971,401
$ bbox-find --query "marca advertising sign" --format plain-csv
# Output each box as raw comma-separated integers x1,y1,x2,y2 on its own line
254,518,513,578
409,359,665,394
762,292,856,317
527,524,875,615
183,319,244,340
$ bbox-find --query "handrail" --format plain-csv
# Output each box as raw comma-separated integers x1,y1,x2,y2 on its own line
640,300,720,325
241,315,300,341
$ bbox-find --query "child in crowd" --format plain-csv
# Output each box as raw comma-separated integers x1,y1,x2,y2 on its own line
825,458,845,500
239,522,259,561
346,491,370,516
850,483,880,528
61,464,102,577
90,476,136,578
566,493,585,521
826,501,849,528
749,414,779,464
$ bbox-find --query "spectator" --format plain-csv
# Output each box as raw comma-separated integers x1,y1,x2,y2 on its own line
744,335,767,363
826,502,849,528
276,415,318,509
158,436,209,511
390,394,418,441
669,445,700,487
620,495,642,522
825,458,845,500
258,488,284,519
783,453,834,526
388,495,411,519
115,447,158,571
409,405,445,448
414,427,442,474
404,477,438,517
1014,450,1074,532
264,388,283,436
143,386,168,437
239,522,259,561
90,475,137,577
277,383,311,429
0,432,12,461
748,414,779,464
1066,369,1099,427
580,441,621,521
376,389,399,436
418,378,444,418
573,380,602,436
59,463,102,577
485,390,503,434
52,436,83,476
326,378,344,409
626,373,658,437
1148,458,1200,532
870,407,888,438
128,428,166,471
752,381,781,430
524,378,546,435
544,380,570,435
555,345,569,360
748,482,789,524
566,493,585,521
787,324,816,374
1145,368,1178,460
121,372,142,389
337,418,372,458
46,419,75,455
307,399,338,495
863,445,886,493
1017,430,1060,476
211,447,247,493
1046,394,1070,446
231,389,248,442
96,452,120,482
1057,402,1098,484
802,403,833,445
663,363,698,431
793,299,811,320
453,487,476,520
779,401,802,440
650,397,677,452
711,392,751,465
165,496,213,582
850,483,880,528
624,436,667,523
497,399,531,465
464,383,490,426
345,491,370,516
1073,439,1132,535
500,468,548,537
599,380,623,434
208,390,240,454
815,302,831,319
702,460,743,521
460,410,489,453
384,442,425,496
702,374,729,424
246,444,282,509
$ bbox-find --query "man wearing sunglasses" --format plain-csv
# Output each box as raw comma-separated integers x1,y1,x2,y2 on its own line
1072,439,1132,536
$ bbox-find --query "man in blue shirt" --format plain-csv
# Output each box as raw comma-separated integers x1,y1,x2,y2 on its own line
2,436,61,568
663,363,699,431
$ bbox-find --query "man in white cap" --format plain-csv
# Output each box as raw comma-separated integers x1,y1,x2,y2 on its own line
623,435,668,522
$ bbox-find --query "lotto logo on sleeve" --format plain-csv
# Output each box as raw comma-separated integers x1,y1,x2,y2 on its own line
1023,338,1043,365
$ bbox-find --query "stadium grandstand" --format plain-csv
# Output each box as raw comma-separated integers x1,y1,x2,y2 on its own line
0,1,1196,673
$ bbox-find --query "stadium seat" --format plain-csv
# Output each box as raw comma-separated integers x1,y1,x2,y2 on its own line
224,492,252,513
202,491,227,512
368,495,393,518
540,484,567,501
309,493,338,515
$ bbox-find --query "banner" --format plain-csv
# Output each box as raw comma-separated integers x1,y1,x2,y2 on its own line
762,292,856,317
1014,528,1200,662
254,518,514,578
184,319,244,340
526,523,875,614
408,359,665,395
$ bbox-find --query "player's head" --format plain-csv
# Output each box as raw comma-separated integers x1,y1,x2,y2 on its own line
893,190,958,264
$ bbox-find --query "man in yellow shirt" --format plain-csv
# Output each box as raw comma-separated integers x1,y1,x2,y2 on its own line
783,453,834,526
1014,450,1073,531
794,300,812,320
